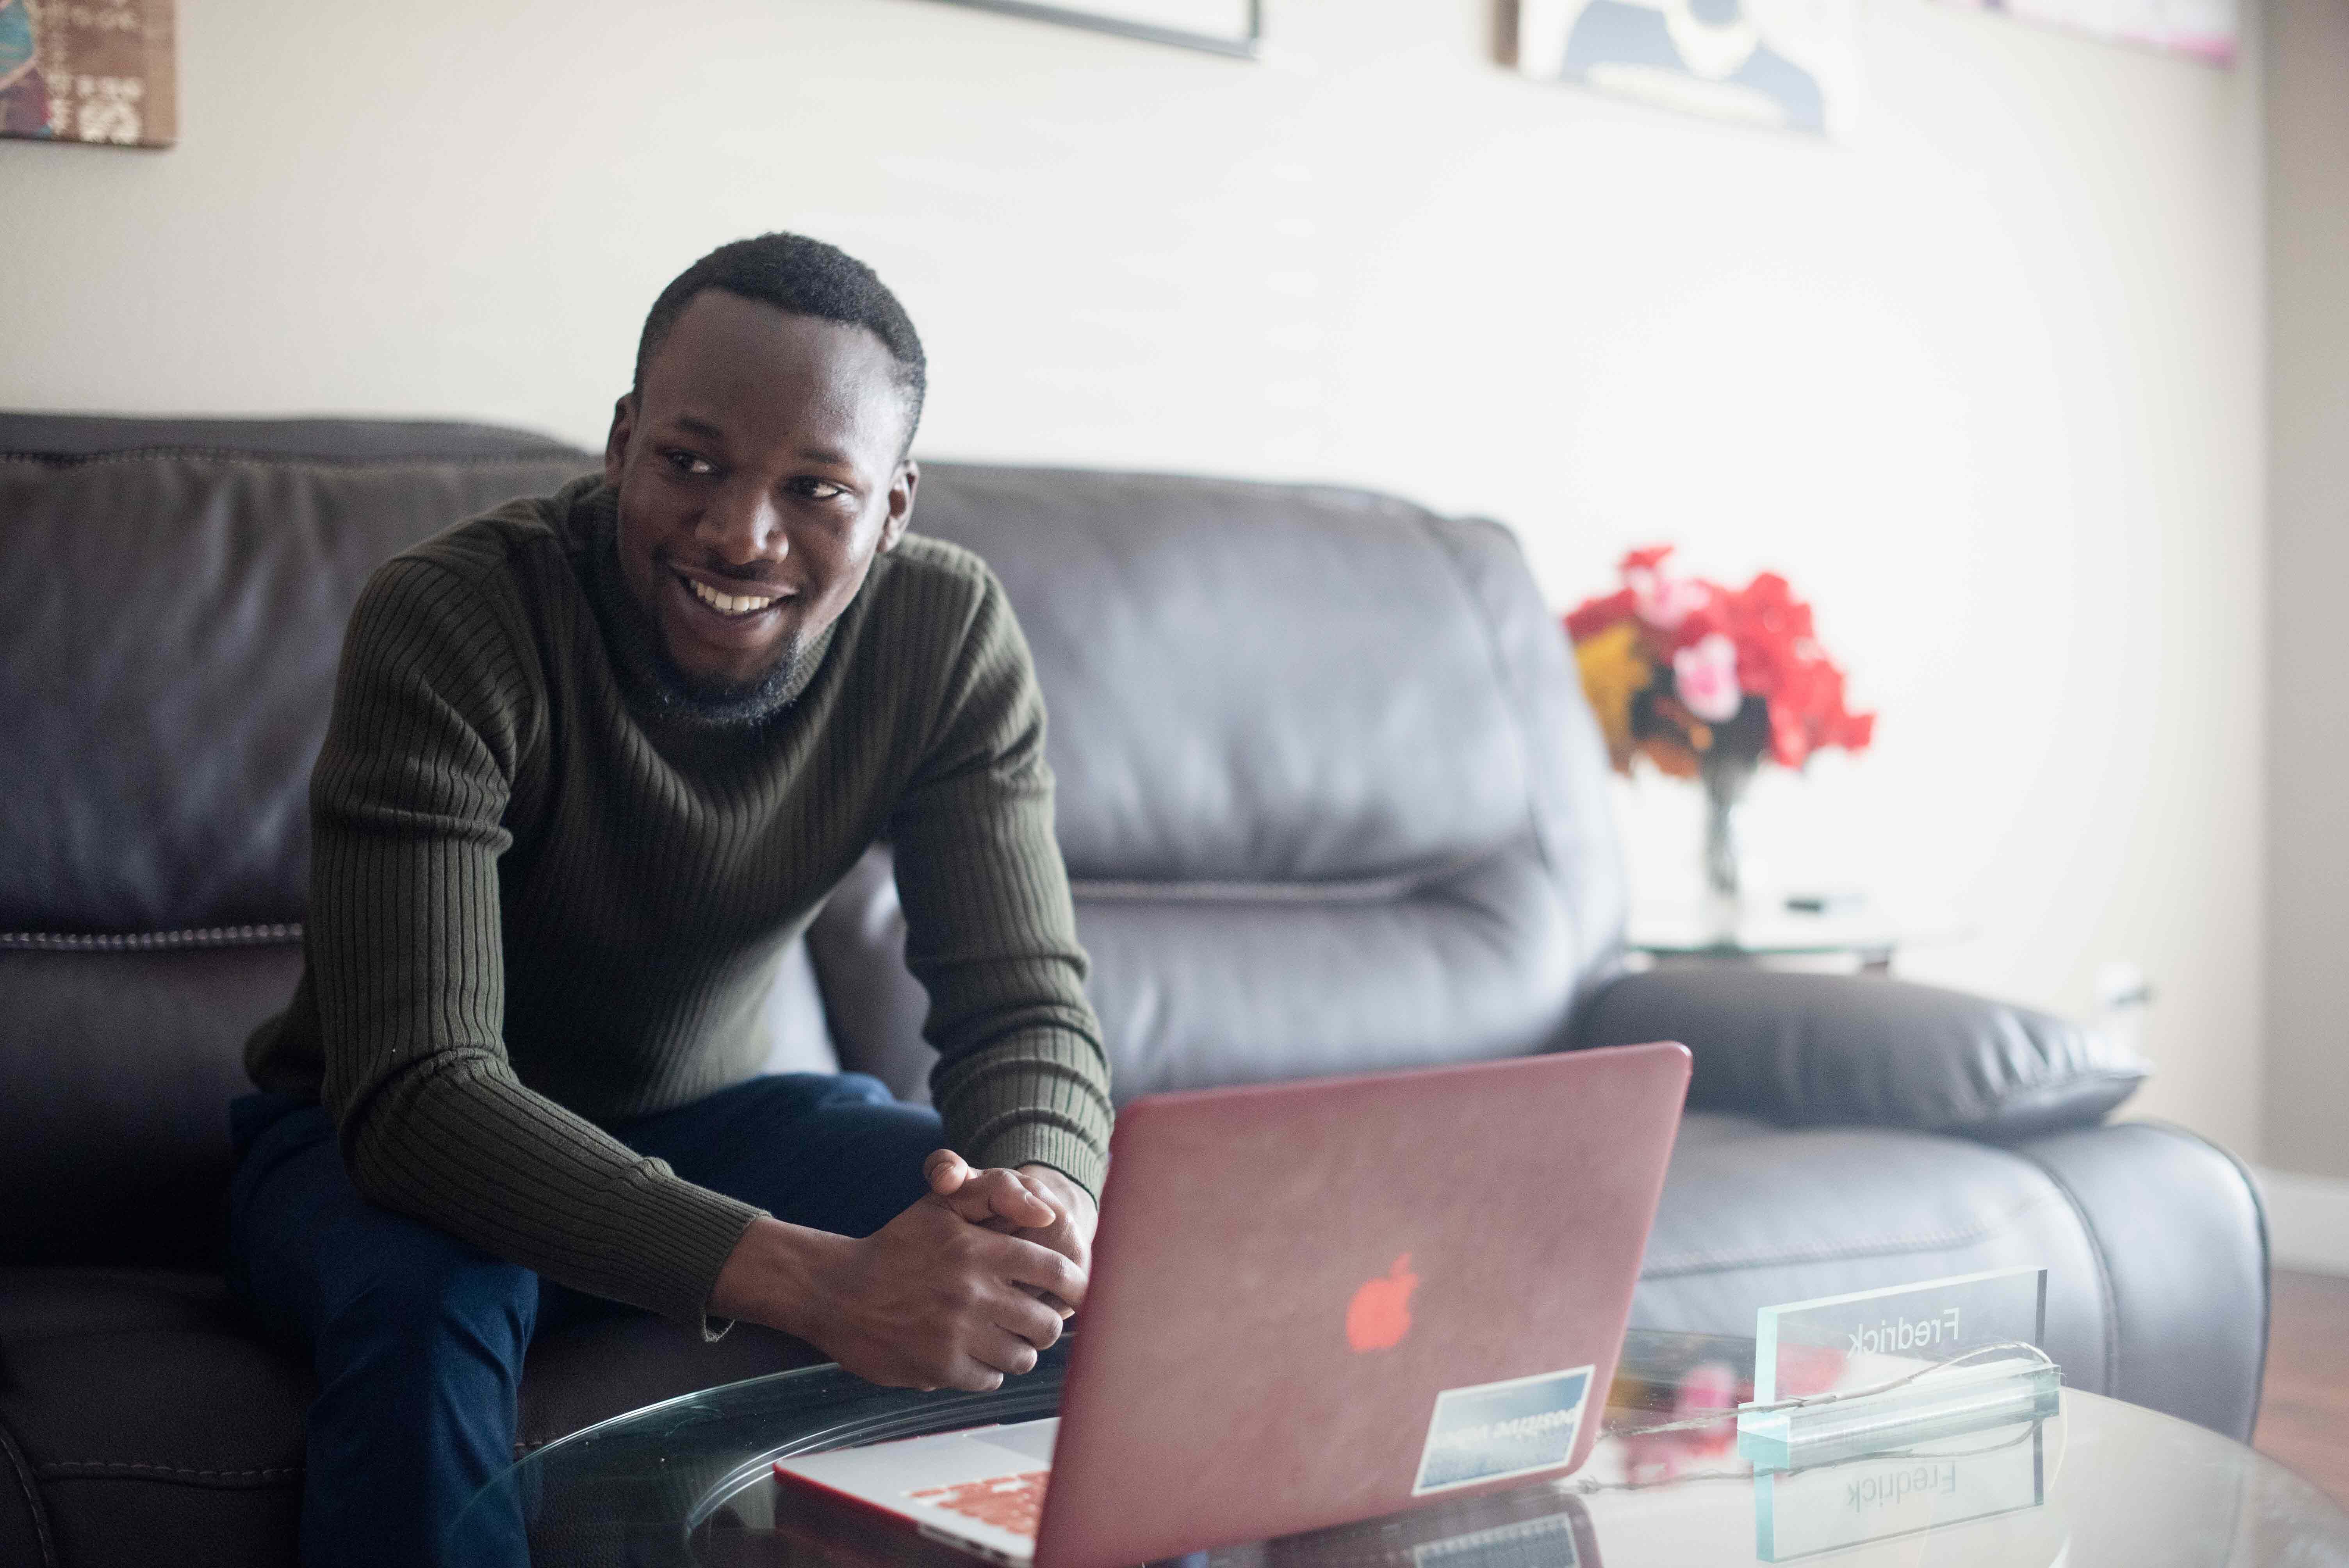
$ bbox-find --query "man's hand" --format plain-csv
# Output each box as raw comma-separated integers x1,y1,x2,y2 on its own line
924,1152,1097,1317
709,1201,1084,1393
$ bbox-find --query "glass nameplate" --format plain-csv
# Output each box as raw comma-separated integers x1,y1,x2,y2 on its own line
1739,1268,2055,1471
1753,1416,2048,1560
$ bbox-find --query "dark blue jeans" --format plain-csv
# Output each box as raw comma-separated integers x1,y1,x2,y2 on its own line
227,1073,942,1568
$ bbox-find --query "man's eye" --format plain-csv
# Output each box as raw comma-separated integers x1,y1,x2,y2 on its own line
791,478,849,501
664,450,715,476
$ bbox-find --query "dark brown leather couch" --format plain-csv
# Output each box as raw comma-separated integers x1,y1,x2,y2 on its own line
0,415,2268,1567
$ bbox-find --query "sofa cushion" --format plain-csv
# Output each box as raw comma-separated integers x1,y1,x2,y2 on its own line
0,1269,307,1568
822,464,1632,1098
1577,967,2151,1140
0,1266,830,1568
0,427,594,935
0,946,300,1267
515,1315,827,1452
1626,1110,2269,1438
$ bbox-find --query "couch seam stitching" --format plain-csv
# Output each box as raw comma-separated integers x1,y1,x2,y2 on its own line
33,1461,301,1483
0,449,581,470
0,1417,62,1568
1067,835,1527,905
2000,1143,2122,1393
0,923,303,952
2141,1117,2271,1429
1638,1188,2062,1276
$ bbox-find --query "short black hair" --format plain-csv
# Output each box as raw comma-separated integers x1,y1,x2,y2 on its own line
633,232,927,451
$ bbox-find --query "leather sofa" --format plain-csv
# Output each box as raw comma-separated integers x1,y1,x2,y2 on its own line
0,415,2269,1567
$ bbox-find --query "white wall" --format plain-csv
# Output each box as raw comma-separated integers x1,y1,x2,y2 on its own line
0,0,2270,1152
2263,0,2349,1183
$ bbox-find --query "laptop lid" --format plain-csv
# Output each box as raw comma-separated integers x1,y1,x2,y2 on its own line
1035,1041,1690,1568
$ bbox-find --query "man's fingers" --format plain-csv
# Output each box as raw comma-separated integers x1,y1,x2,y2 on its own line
943,1357,1007,1393
987,1283,1067,1351
925,1149,971,1195
988,1231,1089,1311
971,1328,1044,1379
938,1167,1059,1230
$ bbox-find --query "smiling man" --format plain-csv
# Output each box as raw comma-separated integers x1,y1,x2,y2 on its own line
227,234,1113,1568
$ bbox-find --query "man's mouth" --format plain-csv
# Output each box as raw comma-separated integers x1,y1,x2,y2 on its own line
679,572,785,619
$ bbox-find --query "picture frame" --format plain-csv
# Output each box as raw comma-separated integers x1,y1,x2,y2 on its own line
0,0,176,148
924,0,1262,60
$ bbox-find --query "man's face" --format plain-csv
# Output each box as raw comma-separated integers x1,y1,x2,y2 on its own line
603,290,917,698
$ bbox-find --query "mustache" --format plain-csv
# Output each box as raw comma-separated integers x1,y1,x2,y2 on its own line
659,551,793,590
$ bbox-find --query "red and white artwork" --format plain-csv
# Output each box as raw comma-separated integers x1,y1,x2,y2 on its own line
1932,0,2237,65
0,0,176,148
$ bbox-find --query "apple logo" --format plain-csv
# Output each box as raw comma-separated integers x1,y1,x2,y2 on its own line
1346,1253,1419,1352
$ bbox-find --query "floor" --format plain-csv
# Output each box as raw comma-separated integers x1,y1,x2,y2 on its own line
2254,1270,2349,1507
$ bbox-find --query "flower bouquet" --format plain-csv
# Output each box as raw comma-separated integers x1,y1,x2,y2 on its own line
1565,547,1874,901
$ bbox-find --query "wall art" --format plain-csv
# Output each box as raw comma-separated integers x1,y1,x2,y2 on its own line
1513,0,1857,137
1,0,175,147
1930,0,2235,65
925,0,1260,59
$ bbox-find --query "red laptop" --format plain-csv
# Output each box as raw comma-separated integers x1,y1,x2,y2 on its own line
773,1041,1690,1568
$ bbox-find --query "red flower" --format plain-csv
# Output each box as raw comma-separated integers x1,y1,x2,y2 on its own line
1563,547,1874,773
1564,587,1637,643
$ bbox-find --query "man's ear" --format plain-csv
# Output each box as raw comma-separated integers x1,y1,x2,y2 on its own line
603,394,636,488
877,460,919,555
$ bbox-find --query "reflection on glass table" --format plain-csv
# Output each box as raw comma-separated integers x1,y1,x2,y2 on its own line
453,1328,2349,1568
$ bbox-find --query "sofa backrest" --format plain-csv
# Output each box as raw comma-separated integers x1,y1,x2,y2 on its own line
812,465,1629,1102
0,416,1626,1268
0,417,608,1265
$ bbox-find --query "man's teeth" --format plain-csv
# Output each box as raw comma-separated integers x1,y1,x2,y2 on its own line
686,578,778,615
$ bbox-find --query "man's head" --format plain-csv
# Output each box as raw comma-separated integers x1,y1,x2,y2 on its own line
603,233,926,725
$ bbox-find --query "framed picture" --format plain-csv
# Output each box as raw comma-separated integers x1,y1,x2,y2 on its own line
1929,0,2237,65
925,0,1261,59
1,0,175,147
1513,0,1857,137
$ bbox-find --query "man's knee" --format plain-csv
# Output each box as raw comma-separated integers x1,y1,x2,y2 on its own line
313,1215,538,1366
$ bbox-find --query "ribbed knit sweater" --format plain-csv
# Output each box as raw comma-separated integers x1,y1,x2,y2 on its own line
245,477,1113,1333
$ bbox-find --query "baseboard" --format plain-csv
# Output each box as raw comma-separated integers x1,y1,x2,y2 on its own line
2254,1167,2349,1277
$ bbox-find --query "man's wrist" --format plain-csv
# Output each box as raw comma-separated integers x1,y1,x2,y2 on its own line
709,1215,851,1340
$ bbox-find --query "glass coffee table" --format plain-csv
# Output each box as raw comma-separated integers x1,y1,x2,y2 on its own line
454,1329,2349,1566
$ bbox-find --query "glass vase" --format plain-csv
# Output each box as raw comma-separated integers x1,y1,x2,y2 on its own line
1700,750,1758,909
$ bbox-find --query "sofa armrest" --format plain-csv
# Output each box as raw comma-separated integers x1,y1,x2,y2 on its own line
1572,966,2149,1139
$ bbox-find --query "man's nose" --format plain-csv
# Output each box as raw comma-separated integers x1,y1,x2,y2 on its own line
698,483,788,565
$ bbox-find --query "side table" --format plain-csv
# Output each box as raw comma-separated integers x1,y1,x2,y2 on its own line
1628,898,1964,975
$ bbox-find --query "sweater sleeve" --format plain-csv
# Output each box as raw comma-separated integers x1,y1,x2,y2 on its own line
887,562,1114,1197
310,556,762,1335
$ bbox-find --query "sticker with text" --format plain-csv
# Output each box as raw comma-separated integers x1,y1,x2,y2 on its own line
1412,1365,1595,1496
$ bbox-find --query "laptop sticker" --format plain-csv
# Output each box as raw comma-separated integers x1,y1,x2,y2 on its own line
1412,1365,1595,1496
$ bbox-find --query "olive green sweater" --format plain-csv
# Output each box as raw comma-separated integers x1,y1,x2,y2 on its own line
246,478,1112,1333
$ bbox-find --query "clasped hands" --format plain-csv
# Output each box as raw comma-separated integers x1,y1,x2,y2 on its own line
709,1151,1096,1393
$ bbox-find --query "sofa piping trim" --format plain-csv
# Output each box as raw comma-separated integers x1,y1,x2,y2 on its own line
0,1417,60,1568
1984,1143,2121,1395
1069,834,1528,906
2154,1117,2274,1431
32,1459,301,1490
1638,1187,2064,1279
0,924,302,953
0,448,583,471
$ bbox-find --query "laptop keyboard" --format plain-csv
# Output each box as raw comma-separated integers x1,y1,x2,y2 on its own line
908,1470,1052,1539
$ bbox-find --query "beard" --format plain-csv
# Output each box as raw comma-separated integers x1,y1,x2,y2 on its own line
584,508,820,730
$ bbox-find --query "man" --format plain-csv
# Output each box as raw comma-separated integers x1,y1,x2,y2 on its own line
227,233,1114,1567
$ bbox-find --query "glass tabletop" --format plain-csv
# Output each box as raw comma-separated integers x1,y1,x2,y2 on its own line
453,1329,2349,1567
